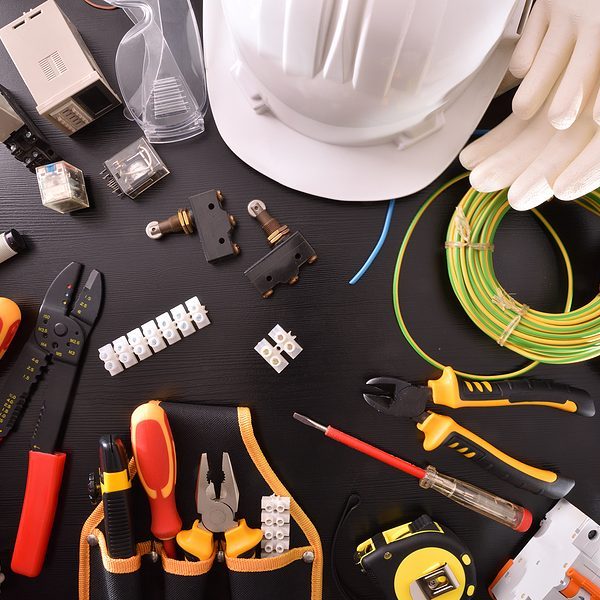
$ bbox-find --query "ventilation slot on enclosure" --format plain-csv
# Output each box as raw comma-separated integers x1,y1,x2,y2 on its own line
39,51,67,81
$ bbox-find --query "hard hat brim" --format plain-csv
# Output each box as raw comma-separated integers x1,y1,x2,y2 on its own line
204,2,519,202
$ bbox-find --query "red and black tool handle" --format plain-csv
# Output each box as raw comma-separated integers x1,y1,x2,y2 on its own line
418,412,574,499
11,450,66,577
429,366,594,416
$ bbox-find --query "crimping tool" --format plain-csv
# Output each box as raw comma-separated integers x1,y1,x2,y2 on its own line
0,262,103,577
364,367,593,499
176,452,263,561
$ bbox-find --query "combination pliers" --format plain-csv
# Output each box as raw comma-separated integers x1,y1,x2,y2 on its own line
364,366,593,499
176,452,263,561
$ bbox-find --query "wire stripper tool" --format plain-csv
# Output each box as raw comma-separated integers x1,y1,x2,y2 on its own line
176,452,263,561
363,367,592,499
1,262,103,577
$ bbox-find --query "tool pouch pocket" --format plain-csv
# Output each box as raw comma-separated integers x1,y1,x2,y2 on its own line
84,527,147,600
160,546,214,600
81,517,214,600
79,404,322,600
227,549,313,600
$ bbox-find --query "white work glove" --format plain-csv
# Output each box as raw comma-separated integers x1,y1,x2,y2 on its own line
461,84,600,211
510,0,600,129
460,0,600,211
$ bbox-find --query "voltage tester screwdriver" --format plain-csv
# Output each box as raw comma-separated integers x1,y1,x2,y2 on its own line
131,401,182,559
293,413,532,532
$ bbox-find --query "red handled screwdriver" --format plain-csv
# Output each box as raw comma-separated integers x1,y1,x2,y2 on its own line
293,413,532,532
131,401,182,558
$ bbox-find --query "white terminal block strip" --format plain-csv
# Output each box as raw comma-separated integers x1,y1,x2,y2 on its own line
255,324,302,373
490,499,600,600
98,296,210,376
261,495,291,558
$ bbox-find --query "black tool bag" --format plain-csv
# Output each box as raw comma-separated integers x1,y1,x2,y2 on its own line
79,403,322,600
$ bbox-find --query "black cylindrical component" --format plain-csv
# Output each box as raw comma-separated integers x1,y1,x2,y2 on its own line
0,229,26,264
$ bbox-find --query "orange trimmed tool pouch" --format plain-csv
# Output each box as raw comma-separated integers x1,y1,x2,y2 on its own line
79,403,323,600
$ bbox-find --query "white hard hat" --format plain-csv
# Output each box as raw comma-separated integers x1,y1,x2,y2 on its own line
204,0,531,201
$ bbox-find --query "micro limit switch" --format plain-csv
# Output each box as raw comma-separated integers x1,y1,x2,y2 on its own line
146,189,240,262
101,138,169,199
244,200,317,298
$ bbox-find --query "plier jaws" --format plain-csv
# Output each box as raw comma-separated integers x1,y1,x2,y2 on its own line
178,452,263,561
196,452,239,533
364,377,431,419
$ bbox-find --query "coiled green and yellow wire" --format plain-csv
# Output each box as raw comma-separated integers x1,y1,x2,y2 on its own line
393,173,600,380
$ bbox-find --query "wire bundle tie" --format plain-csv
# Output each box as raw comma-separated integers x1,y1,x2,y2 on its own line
445,206,494,251
492,289,529,347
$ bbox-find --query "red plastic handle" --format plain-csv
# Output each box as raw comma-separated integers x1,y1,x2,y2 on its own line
131,402,181,547
11,450,66,577
326,426,427,480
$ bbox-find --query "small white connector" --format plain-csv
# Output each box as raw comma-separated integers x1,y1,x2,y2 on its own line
156,312,181,345
255,325,302,373
186,296,210,330
98,343,124,377
142,320,167,353
127,328,152,361
261,495,291,557
98,297,210,375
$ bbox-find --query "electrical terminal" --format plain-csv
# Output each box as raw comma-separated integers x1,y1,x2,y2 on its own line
255,325,302,373
261,495,291,557
98,297,210,375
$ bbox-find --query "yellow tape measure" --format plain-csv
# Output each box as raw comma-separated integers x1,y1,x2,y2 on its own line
355,515,476,600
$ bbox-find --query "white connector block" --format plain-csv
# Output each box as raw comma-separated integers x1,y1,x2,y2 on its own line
98,343,124,376
127,328,152,361
269,325,302,359
157,312,181,345
255,339,289,373
255,325,301,373
171,304,194,337
142,320,167,353
185,296,210,330
112,335,137,369
261,495,291,557
98,297,210,376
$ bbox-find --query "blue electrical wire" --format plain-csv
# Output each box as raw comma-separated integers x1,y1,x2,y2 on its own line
349,199,396,285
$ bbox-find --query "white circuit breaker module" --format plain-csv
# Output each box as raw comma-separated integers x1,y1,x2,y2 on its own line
261,495,291,557
490,499,600,600
98,296,209,376
255,325,302,373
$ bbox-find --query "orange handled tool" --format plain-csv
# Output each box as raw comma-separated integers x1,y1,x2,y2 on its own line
131,401,182,558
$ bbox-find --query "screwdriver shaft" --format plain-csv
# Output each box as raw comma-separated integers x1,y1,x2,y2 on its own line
294,413,531,531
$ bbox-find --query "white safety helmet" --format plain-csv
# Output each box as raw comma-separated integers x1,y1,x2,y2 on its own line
204,0,531,201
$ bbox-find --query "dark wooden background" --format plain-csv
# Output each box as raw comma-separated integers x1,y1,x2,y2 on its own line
0,2,599,598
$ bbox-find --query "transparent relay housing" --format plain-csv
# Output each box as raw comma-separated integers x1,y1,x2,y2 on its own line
36,161,89,214
102,137,169,199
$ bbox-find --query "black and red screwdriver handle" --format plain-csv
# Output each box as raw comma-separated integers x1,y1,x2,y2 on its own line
429,367,594,417
11,451,66,577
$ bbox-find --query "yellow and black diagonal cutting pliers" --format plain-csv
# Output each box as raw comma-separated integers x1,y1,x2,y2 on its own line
363,366,594,499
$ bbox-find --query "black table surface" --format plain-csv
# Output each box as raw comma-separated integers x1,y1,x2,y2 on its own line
1,2,599,599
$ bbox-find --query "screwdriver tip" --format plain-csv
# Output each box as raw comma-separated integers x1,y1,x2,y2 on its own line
293,413,327,433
